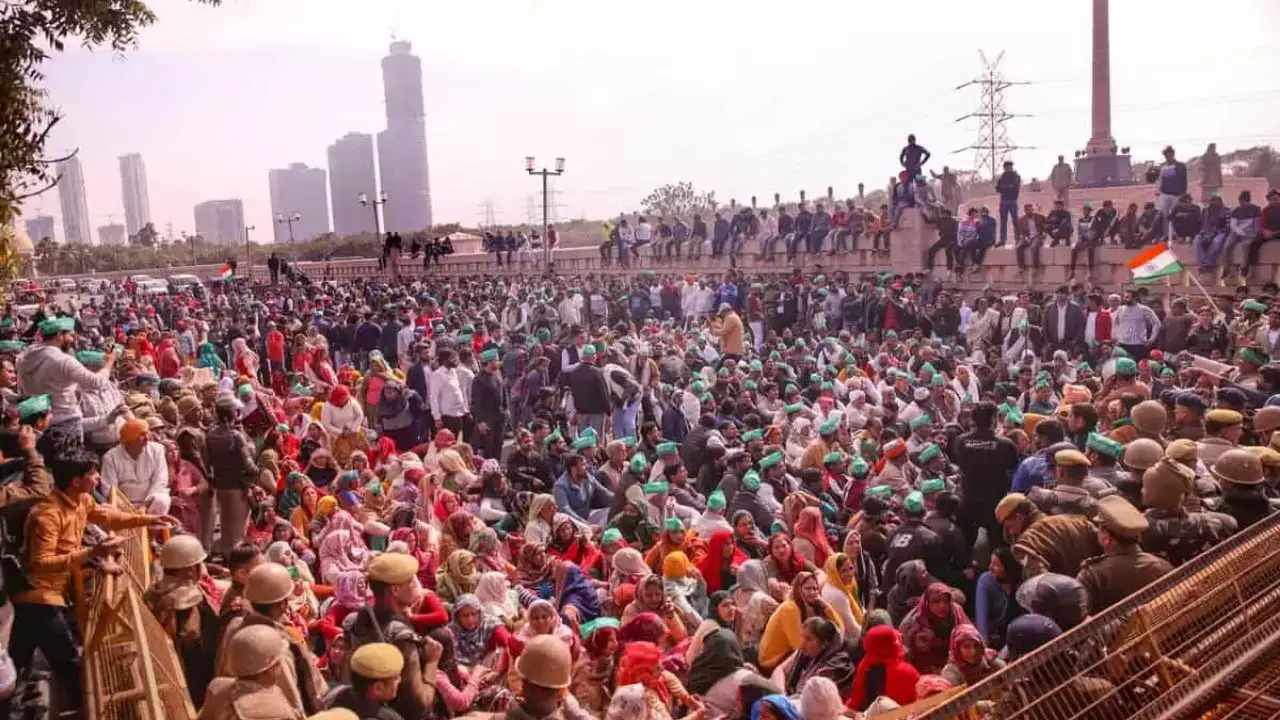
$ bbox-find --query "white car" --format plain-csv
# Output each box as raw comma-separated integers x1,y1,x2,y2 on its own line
55,278,77,292
168,274,202,291
140,280,169,296
128,274,155,285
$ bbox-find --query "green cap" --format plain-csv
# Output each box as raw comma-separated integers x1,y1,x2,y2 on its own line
742,429,763,443
1077,361,1092,372
542,429,563,447
759,451,784,470
38,317,74,336
920,478,946,494
1114,357,1138,376
1111,346,1131,359
864,485,893,499
742,470,761,492
707,490,726,511
480,348,500,363
630,453,650,474
717,367,730,378
601,528,623,546
749,360,763,372
0,340,26,354
692,381,706,393
572,433,597,451
656,442,678,456
1239,347,1267,366
823,451,845,465
743,379,758,391
1243,299,1269,313
918,443,941,463
784,403,805,416
818,417,839,435
76,350,105,366
291,383,314,397
620,436,638,448
580,344,596,357
17,394,51,421
909,414,932,430
700,392,713,402
579,616,621,639
1086,432,1124,459
642,481,669,495
461,324,475,333
903,491,926,514
1005,408,1025,426
664,517,684,531
850,457,869,477
537,328,552,340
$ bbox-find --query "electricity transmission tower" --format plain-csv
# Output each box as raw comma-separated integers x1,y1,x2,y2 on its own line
539,178,567,225
953,50,1033,179
477,199,496,228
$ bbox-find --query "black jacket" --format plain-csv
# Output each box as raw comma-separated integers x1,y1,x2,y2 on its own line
568,363,611,415
883,518,948,588
1043,301,1085,346
952,429,1020,515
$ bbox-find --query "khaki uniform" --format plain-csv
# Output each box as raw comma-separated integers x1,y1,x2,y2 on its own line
1027,485,1100,518
144,577,221,706
1078,545,1173,613
343,606,441,720
1169,422,1205,442
1197,437,1237,466
217,613,326,716
1141,508,1238,566
1012,513,1102,578
198,678,304,720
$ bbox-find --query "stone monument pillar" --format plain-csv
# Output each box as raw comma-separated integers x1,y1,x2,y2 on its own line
1074,0,1132,186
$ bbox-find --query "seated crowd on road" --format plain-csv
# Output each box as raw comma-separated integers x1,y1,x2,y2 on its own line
3,253,1280,720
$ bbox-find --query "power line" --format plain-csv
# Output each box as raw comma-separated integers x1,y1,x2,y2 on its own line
476,199,496,228
953,50,1034,179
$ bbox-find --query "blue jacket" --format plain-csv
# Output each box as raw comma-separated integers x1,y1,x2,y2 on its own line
1158,162,1188,196
1010,450,1053,493
552,471,615,522
995,171,1022,203
977,216,998,246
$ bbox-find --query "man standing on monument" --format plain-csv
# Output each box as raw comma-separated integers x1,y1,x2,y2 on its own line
900,134,931,178
930,166,960,213
1200,143,1223,203
1155,146,1189,241
1051,155,1074,205
995,161,1022,247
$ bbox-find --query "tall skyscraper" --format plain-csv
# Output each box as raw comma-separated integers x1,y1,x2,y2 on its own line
327,132,378,236
193,199,246,246
118,153,151,236
97,224,127,247
268,163,331,243
56,157,91,245
377,40,433,233
24,215,55,245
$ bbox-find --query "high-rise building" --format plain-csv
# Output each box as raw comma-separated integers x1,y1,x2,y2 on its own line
56,157,92,245
193,199,246,246
97,224,127,247
24,215,55,245
377,40,433,233
327,132,378,236
268,163,331,243
118,153,151,236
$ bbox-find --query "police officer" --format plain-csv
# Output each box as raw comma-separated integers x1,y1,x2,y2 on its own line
1140,457,1237,566
343,554,444,720
1129,400,1168,445
882,490,947,587
1253,406,1280,448
495,635,573,720
996,493,1100,578
1198,409,1244,466
1164,438,1218,511
1028,449,1107,517
1119,438,1164,508
201,625,305,720
1083,432,1125,488
1212,448,1272,529
217,563,326,716
1077,495,1173,613
145,534,220,706
1169,392,1207,441
326,643,406,720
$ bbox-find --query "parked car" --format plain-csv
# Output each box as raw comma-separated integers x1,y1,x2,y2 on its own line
167,274,202,292
55,278,77,293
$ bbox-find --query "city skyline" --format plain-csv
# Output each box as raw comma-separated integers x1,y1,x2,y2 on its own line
267,162,331,243
377,40,433,234
55,157,91,245
193,198,246,246
118,152,152,237
22,0,1280,245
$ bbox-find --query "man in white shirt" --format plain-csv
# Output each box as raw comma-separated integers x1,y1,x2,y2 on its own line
428,349,472,437
557,290,583,328
100,418,170,514
396,314,417,372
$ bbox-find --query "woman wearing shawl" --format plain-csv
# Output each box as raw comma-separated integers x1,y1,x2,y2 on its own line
390,525,437,589
314,569,367,643
164,439,207,538
449,594,518,667
318,512,369,584
428,627,498,717
731,510,769,560
940,623,1004,687
758,571,844,672
468,527,514,579
307,346,339,390
616,641,698,720
264,540,319,628
762,533,815,589
515,543,601,625
434,489,462,525
196,342,225,375
436,549,481,605
298,423,330,469
608,546,650,615
621,575,687,648
899,582,971,674
699,529,748,595
524,493,558,547
841,529,880,614
821,553,866,640
231,337,259,379
474,571,520,628
687,627,751,717
377,380,425,453
642,517,708,573
751,695,800,720
783,617,856,698
246,502,280,548
573,618,621,715
547,514,603,577
733,560,780,662
438,448,478,493
847,625,919,711
321,384,368,465
609,492,662,548
661,551,709,632
440,509,479,561
305,447,338,489
357,352,398,425
517,598,579,655
277,471,310,519
791,506,832,566
799,678,844,720
886,559,934,626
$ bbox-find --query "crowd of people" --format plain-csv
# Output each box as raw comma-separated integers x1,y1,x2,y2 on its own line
2,213,1280,720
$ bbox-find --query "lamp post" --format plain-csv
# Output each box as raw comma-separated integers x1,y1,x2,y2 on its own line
244,225,255,274
359,191,390,275
275,212,301,244
525,156,565,270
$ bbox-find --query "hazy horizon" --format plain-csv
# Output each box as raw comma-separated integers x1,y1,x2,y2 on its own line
19,0,1280,245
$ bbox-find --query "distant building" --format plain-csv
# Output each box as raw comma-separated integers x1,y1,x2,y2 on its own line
327,132,378,236
377,40,433,233
118,153,151,236
268,163,331,243
56,157,92,245
193,199,246,246
24,215,55,245
97,224,127,247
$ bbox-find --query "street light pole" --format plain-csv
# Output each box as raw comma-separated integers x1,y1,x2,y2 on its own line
244,225,255,274
359,191,390,276
525,156,565,271
275,213,301,244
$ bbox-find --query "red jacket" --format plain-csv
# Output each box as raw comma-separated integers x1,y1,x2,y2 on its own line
848,626,920,710
1089,309,1112,344
266,330,286,363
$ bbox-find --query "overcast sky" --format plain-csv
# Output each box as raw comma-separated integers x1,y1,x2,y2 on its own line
23,0,1280,243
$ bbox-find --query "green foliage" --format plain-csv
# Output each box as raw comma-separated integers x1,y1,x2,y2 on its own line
0,0,220,224
129,221,159,247
639,182,717,219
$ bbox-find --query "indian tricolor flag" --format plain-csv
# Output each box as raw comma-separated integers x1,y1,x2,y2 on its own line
1127,242,1184,284
219,263,234,281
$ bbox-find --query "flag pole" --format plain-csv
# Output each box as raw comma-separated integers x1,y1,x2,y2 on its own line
1185,271,1223,318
